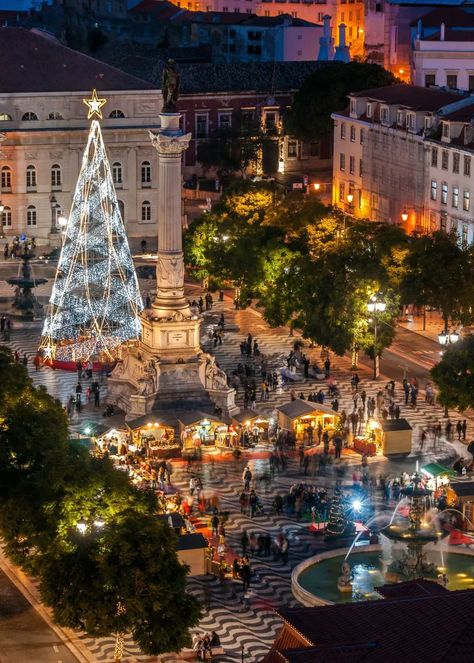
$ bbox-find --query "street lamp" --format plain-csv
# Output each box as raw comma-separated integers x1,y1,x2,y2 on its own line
58,215,68,235
367,294,386,379
346,193,354,205
438,330,459,346
401,209,408,223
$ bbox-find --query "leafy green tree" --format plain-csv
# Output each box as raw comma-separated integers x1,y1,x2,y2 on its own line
40,514,201,655
285,62,397,141
431,335,474,412
401,231,474,331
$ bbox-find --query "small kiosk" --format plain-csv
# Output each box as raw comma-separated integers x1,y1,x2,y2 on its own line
126,416,178,458
178,411,227,451
277,399,339,441
378,419,413,456
450,481,474,531
97,427,131,455
231,409,271,446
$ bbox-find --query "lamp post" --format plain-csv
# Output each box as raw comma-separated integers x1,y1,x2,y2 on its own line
438,330,460,417
367,294,386,379
401,209,408,224
50,195,59,234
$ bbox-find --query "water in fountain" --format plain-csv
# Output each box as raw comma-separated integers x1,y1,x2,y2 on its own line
344,512,391,561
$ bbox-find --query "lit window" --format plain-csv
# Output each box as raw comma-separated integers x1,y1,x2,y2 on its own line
26,165,37,189
22,112,38,121
0,113,12,121
366,103,372,118
452,186,459,208
350,126,356,142
463,190,470,211
430,180,437,201
51,164,61,189
1,166,12,190
109,110,125,118
339,153,346,171
349,156,355,174
141,201,151,222
27,205,37,226
441,182,448,205
141,161,151,187
2,206,12,227
48,112,64,120
112,162,123,185
340,123,346,140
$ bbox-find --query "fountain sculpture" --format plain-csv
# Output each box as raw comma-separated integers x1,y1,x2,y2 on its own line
380,471,447,580
5,246,47,319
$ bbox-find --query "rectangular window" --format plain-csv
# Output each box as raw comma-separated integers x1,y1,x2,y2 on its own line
447,74,458,90
287,140,297,158
431,147,438,168
339,182,345,202
442,123,450,139
397,110,404,126
462,224,468,245
453,153,460,174
350,99,356,115
440,215,447,232
339,153,346,171
340,123,346,140
425,74,436,87
407,114,416,132
441,150,449,170
218,113,232,131
441,182,448,205
1,169,11,190
349,155,355,175
380,107,389,125
265,112,276,130
366,103,372,119
196,114,208,138
350,125,356,142
463,190,470,211
452,186,459,208
431,179,437,201
464,156,471,177
26,168,36,189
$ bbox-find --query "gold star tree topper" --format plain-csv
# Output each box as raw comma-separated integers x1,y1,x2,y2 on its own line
83,89,107,119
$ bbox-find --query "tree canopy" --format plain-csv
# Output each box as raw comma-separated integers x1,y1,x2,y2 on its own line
284,62,397,141
431,335,474,412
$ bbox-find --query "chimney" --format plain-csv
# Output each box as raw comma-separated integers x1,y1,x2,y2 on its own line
440,22,445,41
416,18,422,39
317,15,333,61
334,23,350,63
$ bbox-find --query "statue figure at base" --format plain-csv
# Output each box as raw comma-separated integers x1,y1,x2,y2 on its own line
162,59,180,112
337,560,353,593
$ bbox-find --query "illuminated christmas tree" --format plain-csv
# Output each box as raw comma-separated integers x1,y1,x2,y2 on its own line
40,91,143,363
324,485,355,540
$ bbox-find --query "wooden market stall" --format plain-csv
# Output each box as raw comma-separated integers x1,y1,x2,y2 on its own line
450,481,474,530
378,419,413,456
277,399,339,442
126,415,178,458
178,411,229,450
231,409,271,446
96,426,132,456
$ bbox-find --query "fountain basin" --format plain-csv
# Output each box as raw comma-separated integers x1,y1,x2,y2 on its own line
292,545,474,606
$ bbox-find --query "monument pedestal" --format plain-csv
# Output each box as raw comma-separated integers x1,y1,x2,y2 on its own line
107,109,239,420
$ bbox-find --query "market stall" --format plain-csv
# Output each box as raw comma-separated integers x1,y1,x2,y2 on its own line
96,427,131,455
178,411,228,451
379,419,412,456
352,419,382,456
126,415,178,458
277,399,339,442
421,462,457,503
231,409,271,446
449,481,474,531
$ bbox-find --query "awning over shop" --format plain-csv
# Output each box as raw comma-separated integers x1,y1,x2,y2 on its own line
421,462,456,478
231,409,263,425
177,411,224,428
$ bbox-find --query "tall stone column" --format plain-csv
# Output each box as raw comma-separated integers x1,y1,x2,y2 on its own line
149,113,191,316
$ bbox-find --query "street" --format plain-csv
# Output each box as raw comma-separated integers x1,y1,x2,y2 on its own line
0,568,79,663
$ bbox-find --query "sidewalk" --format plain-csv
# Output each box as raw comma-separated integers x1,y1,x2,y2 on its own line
398,310,454,343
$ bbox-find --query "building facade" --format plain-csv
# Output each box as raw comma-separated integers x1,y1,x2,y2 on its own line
426,101,474,245
0,27,162,244
331,84,464,232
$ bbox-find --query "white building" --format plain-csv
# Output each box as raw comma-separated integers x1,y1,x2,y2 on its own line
426,100,474,245
0,27,162,245
331,84,464,231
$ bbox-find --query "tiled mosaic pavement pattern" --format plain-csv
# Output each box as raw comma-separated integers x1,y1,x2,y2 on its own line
1,292,472,662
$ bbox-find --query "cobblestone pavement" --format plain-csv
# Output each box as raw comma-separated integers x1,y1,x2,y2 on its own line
1,287,472,662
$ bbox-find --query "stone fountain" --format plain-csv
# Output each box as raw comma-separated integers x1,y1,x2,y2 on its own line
380,471,447,580
5,246,48,319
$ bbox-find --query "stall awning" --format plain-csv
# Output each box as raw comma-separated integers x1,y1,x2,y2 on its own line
232,409,265,424
277,399,337,420
421,462,456,478
128,414,175,430
177,410,224,427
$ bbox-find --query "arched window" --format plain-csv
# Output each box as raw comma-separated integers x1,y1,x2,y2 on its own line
109,110,125,118
26,165,37,190
47,112,64,120
0,114,12,121
27,205,37,226
112,162,123,186
51,164,62,189
141,161,151,187
141,201,151,222
1,166,12,190
21,112,38,121
2,206,12,227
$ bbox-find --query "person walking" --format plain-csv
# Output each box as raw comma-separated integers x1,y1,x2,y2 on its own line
243,466,252,492
462,420,467,441
457,420,463,441
211,513,219,538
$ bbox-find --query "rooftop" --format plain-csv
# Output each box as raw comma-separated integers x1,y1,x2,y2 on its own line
0,27,155,94
442,101,474,121
351,84,461,110
410,7,474,27
267,589,474,663
424,28,474,40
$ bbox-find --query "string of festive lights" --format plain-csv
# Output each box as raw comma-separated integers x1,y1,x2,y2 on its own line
40,101,143,363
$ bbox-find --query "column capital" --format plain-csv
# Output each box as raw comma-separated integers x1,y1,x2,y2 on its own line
149,130,191,156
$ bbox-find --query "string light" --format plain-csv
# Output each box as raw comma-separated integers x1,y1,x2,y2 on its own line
40,117,143,362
